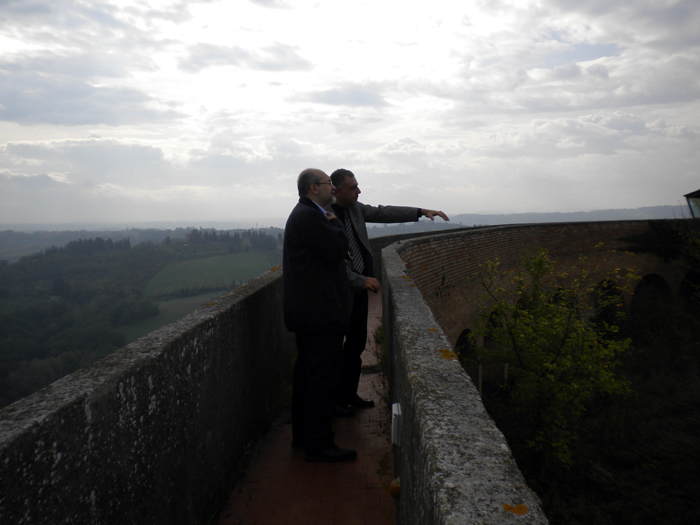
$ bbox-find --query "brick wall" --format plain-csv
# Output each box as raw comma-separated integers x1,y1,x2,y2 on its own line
396,221,687,345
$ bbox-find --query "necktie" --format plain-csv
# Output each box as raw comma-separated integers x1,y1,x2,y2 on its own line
344,212,365,274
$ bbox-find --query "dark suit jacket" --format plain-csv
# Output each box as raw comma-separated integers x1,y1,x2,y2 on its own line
283,197,352,335
329,202,420,287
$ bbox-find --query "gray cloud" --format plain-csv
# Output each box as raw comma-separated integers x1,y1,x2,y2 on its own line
0,1,185,126
550,63,583,79
178,43,251,72
466,111,692,162
3,173,63,188
0,0,202,32
300,84,388,107
186,153,252,182
3,139,168,187
438,0,700,117
586,64,609,79
0,70,183,125
252,43,313,71
0,135,312,192
534,40,620,69
248,0,291,9
438,45,700,114
2,0,132,48
547,0,700,49
0,0,178,63
139,0,219,24
179,42,312,72
0,50,154,79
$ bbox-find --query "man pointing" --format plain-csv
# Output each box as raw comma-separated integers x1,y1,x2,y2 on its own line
328,168,449,412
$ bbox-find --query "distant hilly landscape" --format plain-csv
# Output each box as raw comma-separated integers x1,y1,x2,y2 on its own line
0,204,690,262
449,204,689,225
367,204,689,236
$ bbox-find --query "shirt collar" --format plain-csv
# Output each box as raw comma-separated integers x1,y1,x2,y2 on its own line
311,200,327,215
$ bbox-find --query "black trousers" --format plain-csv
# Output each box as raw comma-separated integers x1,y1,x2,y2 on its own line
339,288,369,404
292,332,343,450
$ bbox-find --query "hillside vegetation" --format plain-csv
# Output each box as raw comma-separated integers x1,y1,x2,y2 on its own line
0,228,281,408
462,221,700,525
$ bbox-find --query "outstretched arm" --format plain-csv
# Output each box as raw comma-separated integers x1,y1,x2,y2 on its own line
420,208,450,221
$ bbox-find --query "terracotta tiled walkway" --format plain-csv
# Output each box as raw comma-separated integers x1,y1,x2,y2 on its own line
216,292,396,525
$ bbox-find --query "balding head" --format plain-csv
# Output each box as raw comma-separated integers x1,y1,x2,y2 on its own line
297,168,326,197
297,168,336,207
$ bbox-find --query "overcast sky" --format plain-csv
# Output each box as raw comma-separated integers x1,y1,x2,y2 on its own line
1,0,698,227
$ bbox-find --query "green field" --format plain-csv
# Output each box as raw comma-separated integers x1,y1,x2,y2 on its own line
116,290,227,344
119,249,282,344
144,249,282,297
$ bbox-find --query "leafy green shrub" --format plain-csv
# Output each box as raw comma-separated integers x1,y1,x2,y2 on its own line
466,248,638,467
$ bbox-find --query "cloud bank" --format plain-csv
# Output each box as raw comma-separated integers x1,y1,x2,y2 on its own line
0,0,698,225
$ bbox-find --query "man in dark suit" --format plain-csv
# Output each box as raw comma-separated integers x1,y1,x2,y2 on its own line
329,168,449,412
283,168,357,463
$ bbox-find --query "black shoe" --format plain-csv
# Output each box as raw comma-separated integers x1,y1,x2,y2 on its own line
305,444,357,463
348,395,375,408
333,404,354,417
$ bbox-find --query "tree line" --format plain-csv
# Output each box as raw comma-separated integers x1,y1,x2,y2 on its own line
0,226,285,263
0,228,283,408
181,228,279,252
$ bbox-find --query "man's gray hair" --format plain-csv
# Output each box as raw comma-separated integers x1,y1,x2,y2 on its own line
330,168,354,189
297,168,321,197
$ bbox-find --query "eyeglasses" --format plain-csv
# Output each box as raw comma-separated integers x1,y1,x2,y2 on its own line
313,180,333,186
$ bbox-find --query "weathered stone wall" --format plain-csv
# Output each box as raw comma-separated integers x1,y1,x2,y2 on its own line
0,268,293,525
381,220,690,525
382,237,549,525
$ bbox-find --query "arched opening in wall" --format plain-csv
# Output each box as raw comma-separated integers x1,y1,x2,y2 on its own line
679,270,700,315
455,328,476,359
627,271,700,375
591,279,625,329
631,274,673,318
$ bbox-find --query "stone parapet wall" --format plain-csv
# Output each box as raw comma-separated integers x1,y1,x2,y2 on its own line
0,268,293,525
382,236,549,525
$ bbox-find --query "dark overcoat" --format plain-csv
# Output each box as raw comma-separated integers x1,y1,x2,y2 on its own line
283,197,352,335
